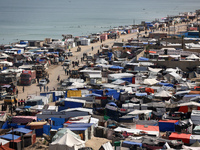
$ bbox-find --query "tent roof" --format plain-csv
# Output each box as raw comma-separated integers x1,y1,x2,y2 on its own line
61,107,93,115
143,79,159,85
178,101,200,107
136,125,159,131
155,90,172,97
186,54,199,59
8,128,32,134
128,110,152,115
0,134,20,140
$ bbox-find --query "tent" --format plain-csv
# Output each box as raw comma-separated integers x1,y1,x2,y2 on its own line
49,130,85,150
186,54,199,60
155,90,172,98
138,57,149,61
169,132,191,144
182,141,200,149
143,79,159,85
159,120,179,132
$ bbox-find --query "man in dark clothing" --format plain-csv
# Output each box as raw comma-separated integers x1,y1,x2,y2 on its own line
22,86,24,93
91,46,94,51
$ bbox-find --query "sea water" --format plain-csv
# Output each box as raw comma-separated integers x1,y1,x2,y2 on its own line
0,0,200,44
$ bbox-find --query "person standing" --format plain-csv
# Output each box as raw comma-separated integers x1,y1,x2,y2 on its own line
65,68,67,75
91,46,93,51
67,70,69,76
40,86,42,92
47,86,49,92
22,86,24,93
44,86,46,92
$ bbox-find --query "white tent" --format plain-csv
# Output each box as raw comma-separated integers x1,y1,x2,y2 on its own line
178,102,200,107
49,131,85,150
143,78,159,85
155,90,172,98
186,54,200,60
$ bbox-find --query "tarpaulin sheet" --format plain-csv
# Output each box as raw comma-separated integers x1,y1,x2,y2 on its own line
105,88,120,100
43,125,50,136
178,106,188,113
169,132,191,144
67,90,81,98
122,141,142,147
136,125,159,131
12,116,37,124
64,101,83,108
51,118,65,126
0,134,20,140
159,120,179,132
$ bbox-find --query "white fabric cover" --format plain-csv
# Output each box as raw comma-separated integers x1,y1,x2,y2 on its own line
49,132,85,150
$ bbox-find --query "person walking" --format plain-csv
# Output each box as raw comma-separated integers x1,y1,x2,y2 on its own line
57,75,60,82
40,86,42,92
44,85,46,92
67,70,69,76
22,86,24,93
91,46,94,51
65,68,67,75
47,86,49,92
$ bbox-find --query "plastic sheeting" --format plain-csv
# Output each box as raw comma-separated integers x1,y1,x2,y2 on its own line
67,90,81,98
159,120,179,132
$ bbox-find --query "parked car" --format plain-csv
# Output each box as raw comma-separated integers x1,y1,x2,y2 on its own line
38,79,48,86
63,59,71,66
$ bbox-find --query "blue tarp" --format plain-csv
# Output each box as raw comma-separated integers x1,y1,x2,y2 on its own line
108,102,117,107
109,66,124,69
184,94,200,98
1,121,9,129
108,52,113,61
64,101,84,108
158,82,174,87
123,141,142,147
92,89,103,96
136,93,147,97
51,125,63,130
0,134,20,140
105,88,120,100
67,127,87,131
159,121,179,132
43,125,50,135
121,77,132,83
51,117,65,126
24,106,31,109
138,57,149,61
35,128,43,137
8,128,32,134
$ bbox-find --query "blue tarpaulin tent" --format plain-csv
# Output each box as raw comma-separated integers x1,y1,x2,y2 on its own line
51,117,65,126
108,52,113,61
43,125,50,135
159,120,179,132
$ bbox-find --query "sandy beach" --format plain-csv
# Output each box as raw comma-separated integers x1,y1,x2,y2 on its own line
16,21,189,101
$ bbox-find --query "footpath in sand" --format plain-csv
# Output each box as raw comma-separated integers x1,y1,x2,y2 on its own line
17,21,189,102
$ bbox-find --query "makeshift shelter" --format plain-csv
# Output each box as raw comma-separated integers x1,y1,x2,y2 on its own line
143,79,159,85
186,54,200,60
49,130,85,150
159,120,179,132
12,116,37,124
155,90,172,98
182,141,200,149
169,132,191,144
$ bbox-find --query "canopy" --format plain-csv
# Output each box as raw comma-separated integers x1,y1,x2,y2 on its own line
155,90,172,98
143,79,159,85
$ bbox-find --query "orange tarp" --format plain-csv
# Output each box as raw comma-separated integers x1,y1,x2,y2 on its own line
145,87,154,94
136,125,159,131
189,91,200,94
169,132,191,144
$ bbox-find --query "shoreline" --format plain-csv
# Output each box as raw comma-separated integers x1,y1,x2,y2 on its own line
1,9,198,46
